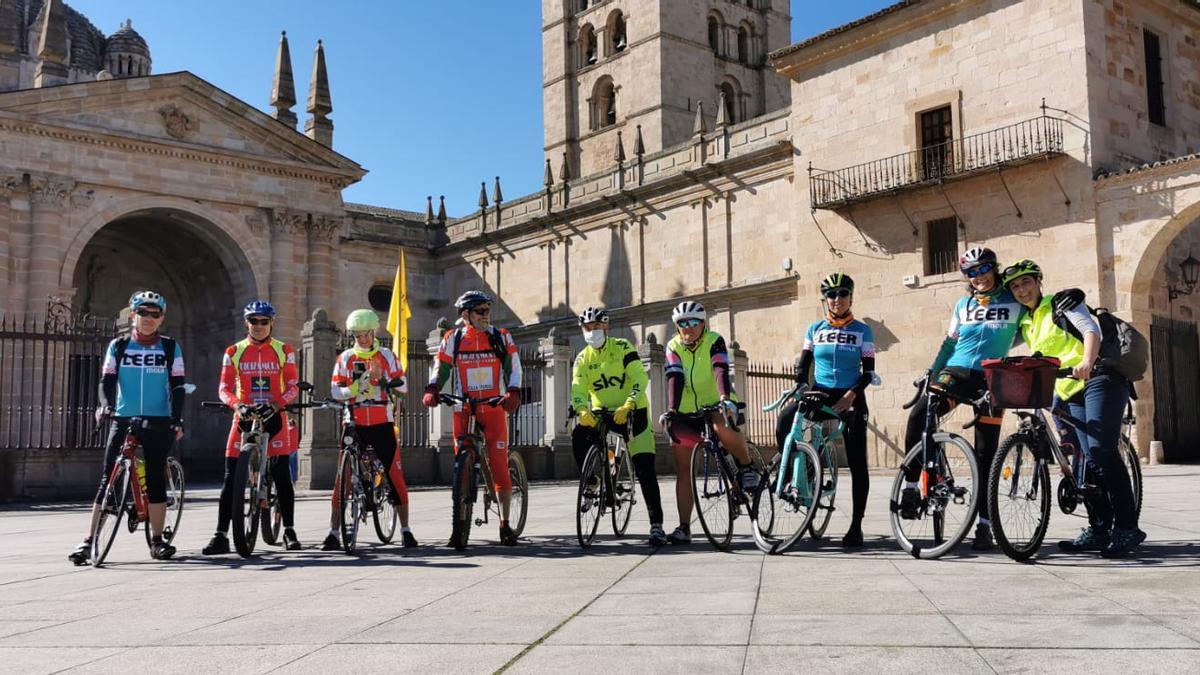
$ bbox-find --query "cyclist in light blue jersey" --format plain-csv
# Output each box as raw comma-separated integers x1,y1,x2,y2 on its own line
899,247,1025,551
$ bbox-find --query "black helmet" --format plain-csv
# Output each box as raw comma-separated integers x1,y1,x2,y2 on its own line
454,290,493,312
819,272,854,294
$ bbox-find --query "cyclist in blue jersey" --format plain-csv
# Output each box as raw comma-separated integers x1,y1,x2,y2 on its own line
899,247,1025,550
775,273,876,547
68,291,188,564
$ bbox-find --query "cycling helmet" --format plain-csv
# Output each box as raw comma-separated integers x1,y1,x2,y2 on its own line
1002,259,1043,286
129,290,166,311
819,272,854,294
671,300,706,324
454,290,493,313
959,246,998,273
243,300,276,319
345,308,380,332
578,306,610,325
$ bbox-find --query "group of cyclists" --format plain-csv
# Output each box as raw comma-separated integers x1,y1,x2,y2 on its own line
66,243,1148,564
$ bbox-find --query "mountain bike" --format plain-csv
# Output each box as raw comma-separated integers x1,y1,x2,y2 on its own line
889,371,983,559
572,409,637,548
437,393,529,551
760,385,846,553
985,358,1144,561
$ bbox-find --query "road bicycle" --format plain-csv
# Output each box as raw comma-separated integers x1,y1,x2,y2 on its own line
437,393,529,551
572,409,637,548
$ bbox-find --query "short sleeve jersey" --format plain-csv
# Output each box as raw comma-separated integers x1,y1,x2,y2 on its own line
803,319,875,389
101,337,186,418
435,325,520,398
944,289,1025,371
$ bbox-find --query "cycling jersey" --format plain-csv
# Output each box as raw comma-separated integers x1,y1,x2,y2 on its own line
803,319,875,389
331,343,406,427
430,325,521,398
1018,295,1098,400
935,288,1024,372
101,335,186,418
570,337,648,412
219,337,300,458
665,330,737,414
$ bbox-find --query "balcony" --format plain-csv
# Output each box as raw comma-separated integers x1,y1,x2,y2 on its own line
809,114,1065,210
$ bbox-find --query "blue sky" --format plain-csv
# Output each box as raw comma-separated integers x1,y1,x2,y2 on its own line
68,1,896,216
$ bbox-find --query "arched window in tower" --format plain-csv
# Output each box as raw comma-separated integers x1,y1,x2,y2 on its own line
607,11,627,55
707,15,721,53
579,24,597,67
592,77,617,131
720,82,738,124
737,26,750,64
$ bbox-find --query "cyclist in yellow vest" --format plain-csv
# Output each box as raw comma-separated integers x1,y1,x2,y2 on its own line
204,301,301,554
660,300,754,545
570,306,666,546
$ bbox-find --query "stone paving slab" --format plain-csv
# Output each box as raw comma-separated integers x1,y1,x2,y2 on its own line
0,465,1197,673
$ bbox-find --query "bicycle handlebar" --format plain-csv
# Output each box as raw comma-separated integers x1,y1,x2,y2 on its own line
902,372,930,410
763,383,804,413
438,393,504,408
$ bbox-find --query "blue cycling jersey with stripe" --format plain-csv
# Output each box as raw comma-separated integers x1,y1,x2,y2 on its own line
102,338,186,417
803,319,875,389
943,289,1024,370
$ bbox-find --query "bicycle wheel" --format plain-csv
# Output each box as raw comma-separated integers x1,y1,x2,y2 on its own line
576,445,605,548
231,447,263,558
508,451,529,537
611,447,636,537
808,442,838,541
888,433,979,560
143,456,186,548
91,462,131,567
691,442,734,551
759,441,821,554
748,444,774,538
372,471,398,544
988,433,1050,562
337,451,362,554
259,474,280,546
450,445,476,551
1120,435,1143,524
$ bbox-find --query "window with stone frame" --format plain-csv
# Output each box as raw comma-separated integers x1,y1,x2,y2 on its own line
737,26,750,64
920,105,954,181
925,217,960,276
579,24,598,67
720,81,739,123
592,77,617,130
607,11,627,55
1144,28,1166,127
368,285,392,312
708,15,721,53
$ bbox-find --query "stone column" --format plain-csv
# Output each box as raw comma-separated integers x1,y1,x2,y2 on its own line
0,174,21,313
269,209,302,339
539,328,575,479
426,319,454,454
298,308,338,488
731,340,749,399
26,176,72,316
306,215,339,319
638,332,672,472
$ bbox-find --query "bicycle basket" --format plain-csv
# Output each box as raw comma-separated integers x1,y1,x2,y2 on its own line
981,357,1061,409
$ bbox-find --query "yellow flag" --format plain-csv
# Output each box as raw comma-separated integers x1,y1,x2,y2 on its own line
387,250,412,371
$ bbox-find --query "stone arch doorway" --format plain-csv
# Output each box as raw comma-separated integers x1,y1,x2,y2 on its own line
71,207,257,479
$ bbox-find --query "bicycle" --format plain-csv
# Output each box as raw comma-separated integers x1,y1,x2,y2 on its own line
760,385,846,553
437,393,529,551
985,358,1144,561
571,409,637,549
89,409,189,568
889,371,984,559
678,404,773,552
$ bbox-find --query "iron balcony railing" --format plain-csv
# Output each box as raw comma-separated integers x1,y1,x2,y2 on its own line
809,114,1065,209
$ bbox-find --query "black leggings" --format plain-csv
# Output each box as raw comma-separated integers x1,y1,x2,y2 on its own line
95,418,171,504
902,368,1001,486
217,415,295,532
572,416,664,526
775,394,870,523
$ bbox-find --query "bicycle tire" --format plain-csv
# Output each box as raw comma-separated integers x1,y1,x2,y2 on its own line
508,451,529,537
760,441,821,554
142,456,186,548
888,433,980,560
576,445,605,548
988,432,1050,562
1120,435,1143,524
372,470,398,544
337,450,361,554
91,462,131,567
691,442,734,551
808,442,838,541
611,446,635,537
450,445,476,551
748,444,774,538
260,474,280,546
231,446,262,558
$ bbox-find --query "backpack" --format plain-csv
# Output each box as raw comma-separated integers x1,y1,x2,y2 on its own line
450,325,509,363
1050,290,1148,382
113,335,178,377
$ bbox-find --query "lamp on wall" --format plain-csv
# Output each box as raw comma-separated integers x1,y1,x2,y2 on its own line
1168,252,1200,300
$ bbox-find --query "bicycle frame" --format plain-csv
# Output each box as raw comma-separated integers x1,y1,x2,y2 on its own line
113,420,151,524
767,388,846,500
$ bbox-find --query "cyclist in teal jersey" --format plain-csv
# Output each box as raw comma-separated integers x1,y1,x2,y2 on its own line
899,247,1025,550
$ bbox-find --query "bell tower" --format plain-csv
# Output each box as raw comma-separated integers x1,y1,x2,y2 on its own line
542,0,791,179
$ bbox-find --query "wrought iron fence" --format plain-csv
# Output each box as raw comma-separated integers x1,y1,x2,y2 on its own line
509,346,546,448
744,361,794,449
0,308,115,450
810,113,1065,209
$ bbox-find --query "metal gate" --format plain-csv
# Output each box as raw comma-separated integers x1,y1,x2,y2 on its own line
1151,316,1200,462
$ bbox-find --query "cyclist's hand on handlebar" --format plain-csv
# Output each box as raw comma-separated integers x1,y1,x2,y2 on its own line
612,401,636,425
422,384,440,408
1072,359,1094,382
832,390,856,412
501,389,521,413
719,396,738,420
94,406,112,424
658,409,677,428
577,409,598,428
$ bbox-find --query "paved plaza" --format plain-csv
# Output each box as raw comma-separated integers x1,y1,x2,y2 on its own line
2,465,1199,674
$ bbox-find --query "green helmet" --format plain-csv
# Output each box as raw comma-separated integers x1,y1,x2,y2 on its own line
1002,259,1042,287
820,272,854,294
345,309,380,332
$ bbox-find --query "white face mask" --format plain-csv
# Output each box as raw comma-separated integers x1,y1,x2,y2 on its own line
583,329,606,348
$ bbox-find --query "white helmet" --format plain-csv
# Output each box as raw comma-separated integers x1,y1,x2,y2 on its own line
577,306,610,325
671,300,706,324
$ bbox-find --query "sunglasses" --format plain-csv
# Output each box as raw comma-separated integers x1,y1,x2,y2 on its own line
134,308,163,318
964,263,994,278
471,307,491,316
676,318,703,329
823,289,851,299
246,317,272,326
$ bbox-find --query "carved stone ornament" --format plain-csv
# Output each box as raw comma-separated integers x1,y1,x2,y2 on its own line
307,214,343,241
245,213,267,235
28,176,75,207
158,104,198,140
0,174,21,199
270,208,306,235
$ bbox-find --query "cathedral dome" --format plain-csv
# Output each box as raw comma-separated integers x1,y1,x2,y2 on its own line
103,19,151,77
